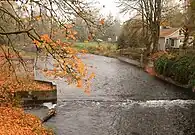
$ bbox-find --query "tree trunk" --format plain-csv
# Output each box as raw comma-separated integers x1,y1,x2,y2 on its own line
183,27,189,49
152,24,160,52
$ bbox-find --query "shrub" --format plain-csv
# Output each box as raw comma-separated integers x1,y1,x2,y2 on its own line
154,53,195,87
86,46,97,53
154,54,175,76
170,55,195,84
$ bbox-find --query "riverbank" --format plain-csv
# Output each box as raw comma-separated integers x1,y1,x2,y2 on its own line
0,47,55,134
73,43,186,89
117,53,194,92
0,107,53,135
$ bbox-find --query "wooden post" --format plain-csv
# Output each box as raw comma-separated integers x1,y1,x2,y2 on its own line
140,48,145,68
42,109,56,123
140,53,144,68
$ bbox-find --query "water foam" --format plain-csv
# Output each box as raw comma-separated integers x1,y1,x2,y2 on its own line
121,99,195,109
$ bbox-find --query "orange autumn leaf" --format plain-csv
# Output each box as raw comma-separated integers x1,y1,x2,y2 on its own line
89,72,95,79
53,68,57,72
77,80,83,88
145,66,156,76
99,18,105,25
64,24,73,29
0,107,53,135
41,34,52,43
35,15,41,21
84,89,90,96
80,49,88,53
43,68,48,72
33,40,41,47
73,31,78,35
88,34,92,40
0,24,93,97
56,39,61,45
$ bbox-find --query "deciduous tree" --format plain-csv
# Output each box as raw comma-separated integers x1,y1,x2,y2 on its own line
118,0,162,55
0,0,99,94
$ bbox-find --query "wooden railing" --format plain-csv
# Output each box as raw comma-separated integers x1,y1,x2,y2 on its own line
118,47,145,68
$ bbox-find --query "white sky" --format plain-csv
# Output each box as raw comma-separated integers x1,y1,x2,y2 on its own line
96,0,185,22
15,0,132,22
96,0,131,22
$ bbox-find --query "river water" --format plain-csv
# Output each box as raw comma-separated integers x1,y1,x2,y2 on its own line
29,54,195,135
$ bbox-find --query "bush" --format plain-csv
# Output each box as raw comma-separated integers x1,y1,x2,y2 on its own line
154,56,167,75
154,53,195,87
154,54,175,76
170,55,195,84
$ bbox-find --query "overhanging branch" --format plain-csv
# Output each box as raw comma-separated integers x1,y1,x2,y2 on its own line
0,29,33,35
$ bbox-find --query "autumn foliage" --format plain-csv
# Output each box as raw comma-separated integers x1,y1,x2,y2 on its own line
0,22,95,134
0,49,55,134
33,24,95,93
150,51,167,61
0,107,53,135
0,52,52,131
0,24,95,104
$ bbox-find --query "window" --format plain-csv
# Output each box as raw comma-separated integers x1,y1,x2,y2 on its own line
165,39,170,48
166,39,169,44
179,30,182,35
170,39,174,46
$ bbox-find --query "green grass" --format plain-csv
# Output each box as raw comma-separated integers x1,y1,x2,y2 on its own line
4,42,118,59
72,42,118,57
73,42,97,50
73,42,117,51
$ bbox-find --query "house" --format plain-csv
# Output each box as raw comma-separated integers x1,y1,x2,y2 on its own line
158,27,193,51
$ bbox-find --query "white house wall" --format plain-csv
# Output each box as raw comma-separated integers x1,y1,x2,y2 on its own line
177,39,181,48
175,39,180,48
169,30,193,48
159,28,194,49
168,29,181,48
159,37,166,51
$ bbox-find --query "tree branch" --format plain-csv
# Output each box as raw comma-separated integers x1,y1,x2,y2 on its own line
0,29,33,35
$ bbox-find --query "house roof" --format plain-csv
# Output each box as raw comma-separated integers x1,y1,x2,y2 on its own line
160,28,179,37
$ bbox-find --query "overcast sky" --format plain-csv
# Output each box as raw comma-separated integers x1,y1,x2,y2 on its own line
15,0,132,22
96,0,131,22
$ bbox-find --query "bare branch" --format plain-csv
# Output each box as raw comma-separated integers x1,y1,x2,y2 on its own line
0,29,33,35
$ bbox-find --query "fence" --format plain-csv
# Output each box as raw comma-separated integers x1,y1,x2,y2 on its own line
119,47,145,68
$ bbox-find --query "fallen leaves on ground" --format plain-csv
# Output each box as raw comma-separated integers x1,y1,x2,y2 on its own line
145,66,156,76
0,75,54,92
0,107,53,135
0,52,55,106
0,64,54,92
0,50,55,135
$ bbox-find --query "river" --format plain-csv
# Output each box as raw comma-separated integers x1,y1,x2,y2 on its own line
29,54,195,135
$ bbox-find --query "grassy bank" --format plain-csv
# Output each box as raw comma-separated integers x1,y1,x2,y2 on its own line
73,42,118,57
